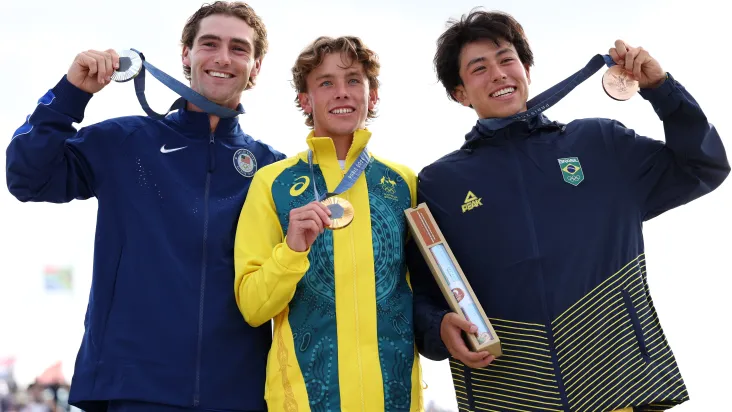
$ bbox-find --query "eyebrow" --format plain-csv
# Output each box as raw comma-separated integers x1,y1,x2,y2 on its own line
465,48,515,69
197,34,252,48
314,70,363,82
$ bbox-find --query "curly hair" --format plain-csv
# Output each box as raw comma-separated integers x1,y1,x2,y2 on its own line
291,36,380,127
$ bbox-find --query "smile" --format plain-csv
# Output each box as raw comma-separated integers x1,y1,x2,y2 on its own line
206,70,234,79
491,87,516,98
330,107,355,115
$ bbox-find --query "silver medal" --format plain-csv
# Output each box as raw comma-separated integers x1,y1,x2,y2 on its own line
112,49,143,83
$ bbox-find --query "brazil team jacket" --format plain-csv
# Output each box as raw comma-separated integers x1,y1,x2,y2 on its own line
234,129,424,411
6,75,285,411
409,73,729,412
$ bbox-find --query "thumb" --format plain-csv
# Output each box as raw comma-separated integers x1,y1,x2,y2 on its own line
447,313,477,334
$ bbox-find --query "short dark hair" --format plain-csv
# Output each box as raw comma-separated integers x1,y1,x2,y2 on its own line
181,1,268,89
434,9,534,102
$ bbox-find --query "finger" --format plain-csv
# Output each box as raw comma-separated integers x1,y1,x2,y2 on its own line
298,210,325,232
624,47,639,74
465,354,495,369
310,202,332,226
614,39,629,59
80,53,98,78
303,220,320,237
633,49,648,81
106,48,120,71
446,312,477,334
608,48,622,66
101,51,115,81
90,50,114,83
87,50,108,84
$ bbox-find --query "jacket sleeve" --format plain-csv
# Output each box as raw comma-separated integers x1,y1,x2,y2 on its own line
408,180,451,361
234,167,311,327
610,73,730,220
6,75,109,203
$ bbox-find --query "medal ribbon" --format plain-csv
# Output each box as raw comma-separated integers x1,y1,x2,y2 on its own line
120,49,244,120
307,149,371,201
477,54,618,132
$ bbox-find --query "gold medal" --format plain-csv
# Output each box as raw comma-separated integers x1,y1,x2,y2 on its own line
321,196,354,230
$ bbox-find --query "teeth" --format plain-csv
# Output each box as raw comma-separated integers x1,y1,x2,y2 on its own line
208,71,232,78
330,108,354,114
491,87,515,97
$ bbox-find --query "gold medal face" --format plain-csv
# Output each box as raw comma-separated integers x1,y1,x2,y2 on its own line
321,196,354,230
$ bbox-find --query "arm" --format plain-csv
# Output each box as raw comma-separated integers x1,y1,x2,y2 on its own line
606,40,729,220
7,50,121,203
614,73,729,220
234,169,334,327
233,171,311,327
7,76,99,203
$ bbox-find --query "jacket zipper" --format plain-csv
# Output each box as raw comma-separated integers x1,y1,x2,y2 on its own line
511,144,571,411
194,132,216,406
343,167,366,411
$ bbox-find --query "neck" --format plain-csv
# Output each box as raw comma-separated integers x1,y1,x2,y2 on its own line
331,134,353,161
186,101,231,133
208,114,220,133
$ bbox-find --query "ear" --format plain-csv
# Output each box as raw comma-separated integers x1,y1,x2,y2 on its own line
182,46,191,69
249,57,263,82
524,63,531,85
452,84,472,108
298,92,312,114
368,87,378,110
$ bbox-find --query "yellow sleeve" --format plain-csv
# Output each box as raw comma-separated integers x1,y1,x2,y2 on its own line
234,163,311,327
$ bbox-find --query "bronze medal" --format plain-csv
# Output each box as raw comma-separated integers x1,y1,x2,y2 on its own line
602,65,639,101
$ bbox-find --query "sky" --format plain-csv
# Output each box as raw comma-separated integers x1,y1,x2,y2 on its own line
0,0,730,410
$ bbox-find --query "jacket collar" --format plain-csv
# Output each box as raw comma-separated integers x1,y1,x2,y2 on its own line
166,100,245,139
302,128,372,169
461,113,565,150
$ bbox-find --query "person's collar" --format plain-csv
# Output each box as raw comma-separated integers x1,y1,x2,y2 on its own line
303,128,372,169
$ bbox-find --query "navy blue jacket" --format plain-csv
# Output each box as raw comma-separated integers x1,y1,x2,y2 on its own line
409,73,729,412
6,76,286,411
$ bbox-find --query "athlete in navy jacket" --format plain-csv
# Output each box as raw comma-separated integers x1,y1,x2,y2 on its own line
5,3,284,412
409,10,729,412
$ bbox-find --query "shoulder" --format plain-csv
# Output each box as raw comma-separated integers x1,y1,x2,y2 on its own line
371,154,417,185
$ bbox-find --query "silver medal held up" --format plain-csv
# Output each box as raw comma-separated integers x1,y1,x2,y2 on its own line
111,49,143,83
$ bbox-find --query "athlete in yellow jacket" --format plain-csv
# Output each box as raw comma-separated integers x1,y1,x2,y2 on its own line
234,35,423,411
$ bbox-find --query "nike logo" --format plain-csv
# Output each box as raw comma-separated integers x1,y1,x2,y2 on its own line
160,144,188,154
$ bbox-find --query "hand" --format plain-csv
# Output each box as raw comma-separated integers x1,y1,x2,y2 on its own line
67,49,120,94
608,40,666,89
440,312,495,368
285,201,332,252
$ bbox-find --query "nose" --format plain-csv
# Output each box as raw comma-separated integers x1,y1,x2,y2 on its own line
334,81,350,99
490,65,508,83
214,49,231,66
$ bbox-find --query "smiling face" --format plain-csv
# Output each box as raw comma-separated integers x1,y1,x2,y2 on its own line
452,39,531,119
181,14,261,109
297,52,377,139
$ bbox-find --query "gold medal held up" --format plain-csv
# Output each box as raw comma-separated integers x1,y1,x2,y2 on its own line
321,196,354,230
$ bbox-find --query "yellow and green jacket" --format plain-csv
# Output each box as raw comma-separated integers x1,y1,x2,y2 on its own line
234,129,423,411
